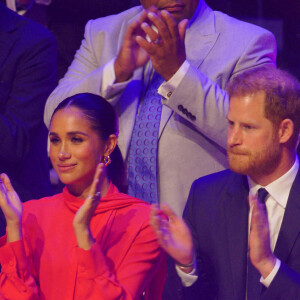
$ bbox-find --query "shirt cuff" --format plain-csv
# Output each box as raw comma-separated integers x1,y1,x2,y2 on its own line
260,258,281,287
158,60,190,100
101,58,132,98
175,264,198,287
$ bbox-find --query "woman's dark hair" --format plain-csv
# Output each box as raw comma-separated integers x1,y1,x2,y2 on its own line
51,93,127,193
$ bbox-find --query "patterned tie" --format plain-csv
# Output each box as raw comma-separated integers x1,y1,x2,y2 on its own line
127,71,164,204
246,188,269,300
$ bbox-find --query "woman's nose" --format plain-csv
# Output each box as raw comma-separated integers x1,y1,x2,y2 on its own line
58,147,71,160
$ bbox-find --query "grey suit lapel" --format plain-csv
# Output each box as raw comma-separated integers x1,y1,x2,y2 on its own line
158,2,219,138
116,7,145,156
225,174,249,299
185,1,219,68
274,169,300,262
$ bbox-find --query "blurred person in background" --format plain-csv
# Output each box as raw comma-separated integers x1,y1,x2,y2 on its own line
0,3,56,236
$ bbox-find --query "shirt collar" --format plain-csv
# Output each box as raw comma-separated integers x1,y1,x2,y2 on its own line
248,156,299,209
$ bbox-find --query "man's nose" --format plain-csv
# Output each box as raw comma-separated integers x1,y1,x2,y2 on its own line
227,126,242,147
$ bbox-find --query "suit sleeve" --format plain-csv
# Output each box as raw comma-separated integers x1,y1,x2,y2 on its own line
74,219,165,300
0,29,57,165
261,262,300,299
162,30,277,149
181,180,218,300
44,19,127,127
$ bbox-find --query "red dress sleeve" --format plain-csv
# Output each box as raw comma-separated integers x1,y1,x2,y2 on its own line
74,220,166,300
0,238,39,300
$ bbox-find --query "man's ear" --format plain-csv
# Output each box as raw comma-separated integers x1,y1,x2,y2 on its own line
278,119,294,144
104,134,117,157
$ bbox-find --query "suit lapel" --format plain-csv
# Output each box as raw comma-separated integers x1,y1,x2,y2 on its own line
0,30,15,70
225,174,249,299
274,169,300,261
158,2,219,139
185,1,220,68
0,6,21,70
117,76,143,158
116,8,145,156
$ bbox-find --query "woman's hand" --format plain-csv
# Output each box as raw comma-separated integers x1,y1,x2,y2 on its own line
73,163,105,250
0,173,23,242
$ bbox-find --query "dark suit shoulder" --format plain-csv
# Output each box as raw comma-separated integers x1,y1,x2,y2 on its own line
0,3,55,45
16,17,56,48
183,169,247,218
192,169,240,193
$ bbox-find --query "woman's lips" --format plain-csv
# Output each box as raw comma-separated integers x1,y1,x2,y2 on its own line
57,164,76,172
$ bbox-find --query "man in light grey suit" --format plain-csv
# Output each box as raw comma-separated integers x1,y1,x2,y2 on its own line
44,0,276,216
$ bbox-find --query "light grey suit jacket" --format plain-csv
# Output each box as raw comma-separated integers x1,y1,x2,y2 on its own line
44,1,276,215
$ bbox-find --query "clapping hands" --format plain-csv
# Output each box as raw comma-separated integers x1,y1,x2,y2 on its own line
73,163,105,250
248,195,277,278
0,173,23,242
115,6,188,83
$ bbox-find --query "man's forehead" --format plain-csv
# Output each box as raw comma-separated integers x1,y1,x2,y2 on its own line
229,92,266,106
228,92,267,117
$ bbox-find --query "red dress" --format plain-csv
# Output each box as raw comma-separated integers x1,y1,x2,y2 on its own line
0,183,166,299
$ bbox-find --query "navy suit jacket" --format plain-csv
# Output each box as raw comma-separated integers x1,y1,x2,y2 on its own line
182,168,300,299
0,4,57,236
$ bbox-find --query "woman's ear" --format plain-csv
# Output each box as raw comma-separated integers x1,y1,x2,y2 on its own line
104,134,117,157
278,118,294,144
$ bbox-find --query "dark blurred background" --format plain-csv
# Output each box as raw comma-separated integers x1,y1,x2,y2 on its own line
206,0,300,80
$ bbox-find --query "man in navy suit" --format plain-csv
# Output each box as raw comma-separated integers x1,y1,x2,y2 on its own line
151,67,300,299
0,3,57,236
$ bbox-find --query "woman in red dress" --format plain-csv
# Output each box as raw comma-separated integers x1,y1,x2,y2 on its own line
0,93,165,300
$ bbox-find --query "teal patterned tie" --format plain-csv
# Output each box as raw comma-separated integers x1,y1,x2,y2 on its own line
127,71,164,203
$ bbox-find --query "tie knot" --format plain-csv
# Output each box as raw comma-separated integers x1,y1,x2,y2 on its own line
257,188,268,204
